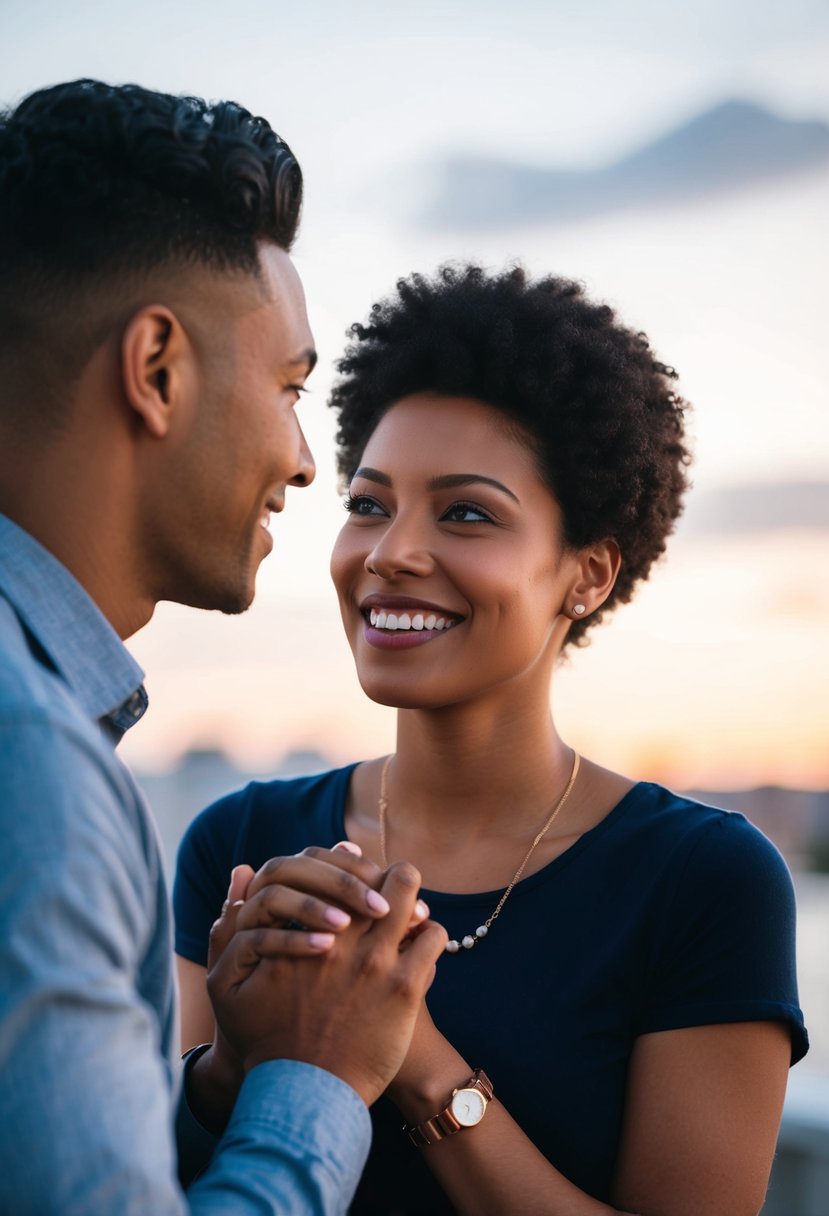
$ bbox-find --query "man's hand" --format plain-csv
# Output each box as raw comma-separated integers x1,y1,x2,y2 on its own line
188,846,444,1118
186,844,403,1125
206,859,446,1107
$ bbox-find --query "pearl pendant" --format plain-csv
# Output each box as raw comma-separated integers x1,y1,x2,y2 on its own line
445,924,490,954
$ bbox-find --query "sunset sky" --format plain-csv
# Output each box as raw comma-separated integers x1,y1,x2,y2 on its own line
3,0,827,790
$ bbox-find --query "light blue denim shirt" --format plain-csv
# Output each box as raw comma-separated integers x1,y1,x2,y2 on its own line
0,514,370,1214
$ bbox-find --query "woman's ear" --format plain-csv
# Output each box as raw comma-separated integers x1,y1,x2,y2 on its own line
566,539,621,621
120,305,191,439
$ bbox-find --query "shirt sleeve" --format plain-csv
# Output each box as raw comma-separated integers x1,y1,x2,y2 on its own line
0,718,370,1215
188,1062,371,1215
636,809,809,1063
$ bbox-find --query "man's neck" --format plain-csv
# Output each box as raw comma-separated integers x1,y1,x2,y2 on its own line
0,455,154,641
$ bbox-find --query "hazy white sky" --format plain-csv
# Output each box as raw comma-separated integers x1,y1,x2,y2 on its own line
3,0,828,171
3,0,828,786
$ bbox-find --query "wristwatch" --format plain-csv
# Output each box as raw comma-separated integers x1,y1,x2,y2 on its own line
404,1068,494,1147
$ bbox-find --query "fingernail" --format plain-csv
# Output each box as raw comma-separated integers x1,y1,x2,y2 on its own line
227,865,244,901
366,889,390,915
324,906,351,928
308,932,335,950
415,899,429,920
334,840,362,855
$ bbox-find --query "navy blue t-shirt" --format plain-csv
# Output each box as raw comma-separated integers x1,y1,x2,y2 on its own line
174,766,808,1213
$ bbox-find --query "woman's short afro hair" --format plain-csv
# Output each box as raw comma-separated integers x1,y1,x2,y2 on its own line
329,263,692,645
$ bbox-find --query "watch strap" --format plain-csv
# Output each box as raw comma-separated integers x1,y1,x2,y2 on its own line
404,1068,493,1147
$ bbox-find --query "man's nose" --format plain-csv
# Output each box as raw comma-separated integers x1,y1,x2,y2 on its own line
289,422,316,487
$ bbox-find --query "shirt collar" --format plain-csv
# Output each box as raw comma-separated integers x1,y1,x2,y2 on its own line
0,514,148,736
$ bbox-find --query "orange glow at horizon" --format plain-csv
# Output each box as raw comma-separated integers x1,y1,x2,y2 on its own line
122,529,829,793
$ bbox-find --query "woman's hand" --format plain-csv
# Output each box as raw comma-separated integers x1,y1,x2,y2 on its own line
230,844,430,953
227,845,388,950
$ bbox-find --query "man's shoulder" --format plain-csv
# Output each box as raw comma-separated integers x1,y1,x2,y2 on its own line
0,595,147,846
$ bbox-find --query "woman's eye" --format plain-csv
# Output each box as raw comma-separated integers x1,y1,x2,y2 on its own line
344,493,386,517
441,501,493,523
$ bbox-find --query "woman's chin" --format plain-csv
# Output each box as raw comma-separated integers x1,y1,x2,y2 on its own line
356,676,452,712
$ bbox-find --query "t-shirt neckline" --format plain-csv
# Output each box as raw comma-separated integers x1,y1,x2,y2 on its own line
331,762,647,907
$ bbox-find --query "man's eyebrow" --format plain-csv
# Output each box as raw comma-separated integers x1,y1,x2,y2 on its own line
352,468,519,504
288,348,317,374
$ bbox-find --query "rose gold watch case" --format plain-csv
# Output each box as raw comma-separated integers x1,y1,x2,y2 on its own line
404,1068,494,1147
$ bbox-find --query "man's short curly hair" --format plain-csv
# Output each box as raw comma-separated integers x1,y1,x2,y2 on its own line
0,79,302,425
0,78,301,277
329,264,691,645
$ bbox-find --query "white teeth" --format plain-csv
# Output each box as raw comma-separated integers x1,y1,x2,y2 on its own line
368,608,456,632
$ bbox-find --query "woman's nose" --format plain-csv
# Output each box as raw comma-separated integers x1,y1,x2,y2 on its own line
364,514,433,580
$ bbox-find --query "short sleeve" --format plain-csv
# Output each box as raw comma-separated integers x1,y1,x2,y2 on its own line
174,791,247,965
173,769,354,968
636,811,808,1063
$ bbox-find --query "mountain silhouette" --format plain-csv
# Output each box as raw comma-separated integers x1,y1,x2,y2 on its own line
424,100,829,228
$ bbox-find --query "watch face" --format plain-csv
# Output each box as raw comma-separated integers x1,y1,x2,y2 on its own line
451,1087,486,1127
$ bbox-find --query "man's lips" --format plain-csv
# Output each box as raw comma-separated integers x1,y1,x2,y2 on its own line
259,497,284,535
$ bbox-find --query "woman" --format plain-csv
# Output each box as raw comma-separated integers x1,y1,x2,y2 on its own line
175,265,807,1215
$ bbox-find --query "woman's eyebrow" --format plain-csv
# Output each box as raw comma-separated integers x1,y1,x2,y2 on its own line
353,467,391,486
428,473,520,504
352,468,520,505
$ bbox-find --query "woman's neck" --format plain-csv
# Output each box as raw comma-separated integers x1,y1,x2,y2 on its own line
389,703,573,846
345,681,635,892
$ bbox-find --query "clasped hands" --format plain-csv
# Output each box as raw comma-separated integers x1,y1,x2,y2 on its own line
188,844,448,1126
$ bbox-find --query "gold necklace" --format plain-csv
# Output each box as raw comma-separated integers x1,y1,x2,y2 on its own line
377,750,580,954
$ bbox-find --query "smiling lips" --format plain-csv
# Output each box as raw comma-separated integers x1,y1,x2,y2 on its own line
362,603,462,649
368,608,455,632
258,496,284,548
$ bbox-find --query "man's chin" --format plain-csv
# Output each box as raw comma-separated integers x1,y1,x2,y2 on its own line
217,594,254,617
214,582,256,616
169,573,256,617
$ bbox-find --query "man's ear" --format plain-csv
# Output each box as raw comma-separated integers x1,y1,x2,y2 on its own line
120,306,191,438
565,538,622,619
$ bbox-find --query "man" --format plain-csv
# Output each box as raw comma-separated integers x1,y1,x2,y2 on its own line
0,79,446,1213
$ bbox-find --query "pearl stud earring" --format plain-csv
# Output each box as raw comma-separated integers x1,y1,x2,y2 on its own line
572,604,586,616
